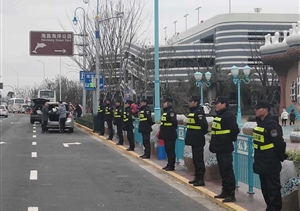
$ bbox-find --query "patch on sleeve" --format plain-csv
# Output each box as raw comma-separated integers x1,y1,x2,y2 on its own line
146,111,150,114
270,129,278,137
170,113,174,117
127,112,130,116
198,114,203,120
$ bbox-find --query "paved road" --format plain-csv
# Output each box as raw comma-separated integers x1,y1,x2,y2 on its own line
0,114,226,211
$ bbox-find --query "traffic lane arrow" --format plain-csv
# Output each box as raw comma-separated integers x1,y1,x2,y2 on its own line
54,49,66,53
63,142,81,147
0,142,7,144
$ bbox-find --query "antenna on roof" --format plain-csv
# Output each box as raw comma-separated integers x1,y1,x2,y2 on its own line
254,8,262,13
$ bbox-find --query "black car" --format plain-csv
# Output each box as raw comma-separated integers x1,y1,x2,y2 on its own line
30,98,49,124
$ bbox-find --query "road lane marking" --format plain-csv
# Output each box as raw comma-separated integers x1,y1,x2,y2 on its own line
33,130,36,133
33,135,36,138
28,207,38,211
33,127,36,129
31,152,37,157
0,142,6,144
32,142,37,145
30,170,38,180
63,142,81,147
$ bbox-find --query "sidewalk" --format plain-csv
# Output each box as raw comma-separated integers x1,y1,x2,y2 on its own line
75,122,268,211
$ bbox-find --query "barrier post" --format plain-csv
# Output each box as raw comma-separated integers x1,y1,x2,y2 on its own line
234,140,239,187
247,135,254,194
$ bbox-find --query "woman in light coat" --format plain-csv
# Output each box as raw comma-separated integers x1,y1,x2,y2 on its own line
280,108,289,126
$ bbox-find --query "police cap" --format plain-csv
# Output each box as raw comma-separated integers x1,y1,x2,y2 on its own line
163,97,173,103
125,100,133,105
254,100,271,110
141,98,148,104
188,96,200,104
115,99,122,104
215,96,229,104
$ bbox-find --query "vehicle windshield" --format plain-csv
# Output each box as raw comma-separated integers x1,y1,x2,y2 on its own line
22,105,28,108
40,91,54,98
15,99,24,104
0,106,5,109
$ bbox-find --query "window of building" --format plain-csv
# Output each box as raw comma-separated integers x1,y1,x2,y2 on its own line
297,76,300,101
290,80,296,102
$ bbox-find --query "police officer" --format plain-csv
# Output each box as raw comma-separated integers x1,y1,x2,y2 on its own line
138,99,154,159
185,96,208,186
114,100,124,145
104,99,114,140
209,96,240,203
97,99,105,136
123,100,135,151
159,97,178,171
253,100,286,211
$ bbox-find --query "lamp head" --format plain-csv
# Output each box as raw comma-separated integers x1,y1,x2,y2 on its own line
194,71,203,81
83,0,89,4
72,17,78,25
243,65,251,77
230,65,239,77
205,71,211,81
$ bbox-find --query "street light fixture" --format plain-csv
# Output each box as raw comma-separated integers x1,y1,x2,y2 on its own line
194,71,211,106
11,69,19,97
230,65,251,127
36,60,45,80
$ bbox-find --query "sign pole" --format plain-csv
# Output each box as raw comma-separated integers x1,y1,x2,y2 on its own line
82,12,87,116
59,57,62,101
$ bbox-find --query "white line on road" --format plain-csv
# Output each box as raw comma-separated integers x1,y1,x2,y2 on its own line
33,127,36,129
32,142,37,145
33,135,36,138
30,170,38,180
33,130,36,133
28,207,38,211
31,152,37,157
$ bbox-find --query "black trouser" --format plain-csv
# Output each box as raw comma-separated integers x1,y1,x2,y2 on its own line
281,119,287,126
192,145,205,177
106,120,113,139
59,118,66,132
116,124,124,144
216,153,236,194
126,129,135,149
99,119,104,135
259,173,282,211
42,121,48,132
142,133,151,157
165,137,176,168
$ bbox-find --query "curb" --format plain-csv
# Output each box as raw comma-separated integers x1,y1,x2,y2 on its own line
74,122,248,211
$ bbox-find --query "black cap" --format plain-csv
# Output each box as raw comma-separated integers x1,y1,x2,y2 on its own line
163,97,173,103
116,99,122,103
188,96,200,103
106,99,111,102
125,100,133,105
254,100,271,110
215,96,229,104
141,98,148,104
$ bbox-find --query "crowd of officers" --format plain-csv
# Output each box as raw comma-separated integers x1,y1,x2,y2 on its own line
97,96,287,210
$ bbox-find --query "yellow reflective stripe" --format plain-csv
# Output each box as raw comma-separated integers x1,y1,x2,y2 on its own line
114,115,121,117
140,118,147,121
253,144,258,149
211,130,231,135
214,117,221,121
105,112,110,114
188,113,195,117
163,123,172,126
124,119,128,122
254,126,264,132
253,132,264,143
212,122,221,129
187,125,201,130
253,143,274,150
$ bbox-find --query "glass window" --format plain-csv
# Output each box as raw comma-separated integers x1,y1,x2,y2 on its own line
15,99,24,104
40,91,54,98
290,81,296,102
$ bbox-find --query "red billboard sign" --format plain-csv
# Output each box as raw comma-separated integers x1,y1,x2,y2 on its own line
29,31,74,56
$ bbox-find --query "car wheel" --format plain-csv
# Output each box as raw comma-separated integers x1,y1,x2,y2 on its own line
69,128,74,133
5,115,8,118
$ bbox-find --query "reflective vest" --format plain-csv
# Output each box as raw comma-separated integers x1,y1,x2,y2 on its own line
139,110,147,121
97,106,103,113
123,111,129,122
114,109,121,118
105,107,110,115
186,113,201,130
211,117,231,135
252,126,274,151
160,113,172,126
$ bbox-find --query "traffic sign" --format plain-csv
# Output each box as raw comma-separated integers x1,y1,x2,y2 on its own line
29,31,74,56
79,71,87,82
84,72,96,90
99,75,104,90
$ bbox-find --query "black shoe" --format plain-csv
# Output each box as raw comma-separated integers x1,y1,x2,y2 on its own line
164,166,175,171
162,165,168,170
222,195,236,203
193,178,205,186
126,148,134,151
116,142,123,145
140,155,150,159
214,192,228,199
107,138,112,140
139,154,145,158
98,133,104,136
188,176,199,184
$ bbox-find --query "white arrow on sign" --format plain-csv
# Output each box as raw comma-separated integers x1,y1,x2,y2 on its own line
0,142,7,145
54,49,66,53
63,142,81,147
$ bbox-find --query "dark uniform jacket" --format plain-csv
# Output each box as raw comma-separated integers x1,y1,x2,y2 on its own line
158,106,178,140
253,113,286,175
113,106,123,125
97,103,105,120
104,104,114,121
123,107,134,131
185,106,208,146
138,105,153,133
209,108,240,154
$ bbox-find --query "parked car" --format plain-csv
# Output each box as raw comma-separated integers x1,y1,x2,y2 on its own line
21,104,29,113
47,102,74,133
0,105,8,118
30,98,49,124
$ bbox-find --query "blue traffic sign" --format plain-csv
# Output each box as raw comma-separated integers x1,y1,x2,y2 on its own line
99,75,104,90
79,71,88,81
84,72,96,90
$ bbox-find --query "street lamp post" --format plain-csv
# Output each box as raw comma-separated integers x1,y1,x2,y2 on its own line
173,21,177,35
73,6,87,116
164,27,167,45
229,0,231,13
11,70,19,97
230,65,251,127
196,7,201,24
194,71,211,106
36,60,45,80
154,0,160,122
184,14,189,30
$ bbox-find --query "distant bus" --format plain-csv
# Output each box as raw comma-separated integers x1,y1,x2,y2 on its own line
8,98,25,113
38,90,56,102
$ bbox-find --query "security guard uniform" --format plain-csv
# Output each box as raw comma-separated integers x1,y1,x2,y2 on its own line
158,98,178,171
114,101,124,145
138,99,153,159
185,97,208,186
97,100,105,135
104,100,114,140
123,100,135,151
253,101,286,211
209,96,240,203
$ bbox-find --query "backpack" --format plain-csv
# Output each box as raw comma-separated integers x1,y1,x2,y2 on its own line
131,103,139,114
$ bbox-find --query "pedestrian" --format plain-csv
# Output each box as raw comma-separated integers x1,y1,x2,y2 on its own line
41,101,49,133
159,97,178,171
114,100,124,145
123,100,135,151
209,96,240,203
280,108,289,126
185,96,208,183
75,103,82,118
104,99,114,140
138,98,154,159
290,109,296,125
97,99,105,135
270,104,279,123
57,101,67,133
253,100,287,211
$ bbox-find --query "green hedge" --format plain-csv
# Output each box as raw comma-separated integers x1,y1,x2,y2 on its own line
75,115,93,129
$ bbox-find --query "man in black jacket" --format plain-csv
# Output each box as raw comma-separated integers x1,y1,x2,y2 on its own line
97,99,105,136
138,99,153,159
123,100,135,151
209,96,240,203
159,97,178,171
185,96,208,186
253,100,287,211
114,100,124,145
104,99,114,140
